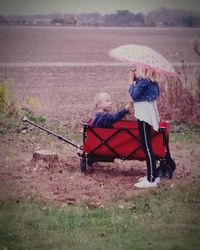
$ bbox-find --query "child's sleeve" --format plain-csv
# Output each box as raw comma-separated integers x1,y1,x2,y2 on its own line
129,79,148,101
109,108,129,123
92,109,129,128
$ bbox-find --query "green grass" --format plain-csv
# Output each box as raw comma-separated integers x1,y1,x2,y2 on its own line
0,183,200,250
170,130,200,143
170,121,200,142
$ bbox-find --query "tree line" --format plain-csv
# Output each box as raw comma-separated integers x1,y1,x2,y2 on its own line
0,7,200,27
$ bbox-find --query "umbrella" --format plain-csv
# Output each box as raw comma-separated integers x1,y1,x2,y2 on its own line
109,44,177,76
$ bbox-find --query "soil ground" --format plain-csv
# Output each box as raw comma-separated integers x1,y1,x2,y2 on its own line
0,129,199,207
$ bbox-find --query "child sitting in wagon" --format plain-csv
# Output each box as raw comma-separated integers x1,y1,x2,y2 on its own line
91,92,132,128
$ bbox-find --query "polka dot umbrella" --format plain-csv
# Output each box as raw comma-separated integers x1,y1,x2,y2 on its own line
109,44,177,76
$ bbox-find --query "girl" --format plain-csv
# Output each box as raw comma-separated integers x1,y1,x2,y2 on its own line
129,66,160,188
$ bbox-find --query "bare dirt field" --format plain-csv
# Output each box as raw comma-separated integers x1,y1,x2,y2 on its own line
0,26,199,63
0,26,200,206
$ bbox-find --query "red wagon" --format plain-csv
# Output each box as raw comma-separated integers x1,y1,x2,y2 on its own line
81,120,176,178
23,118,176,179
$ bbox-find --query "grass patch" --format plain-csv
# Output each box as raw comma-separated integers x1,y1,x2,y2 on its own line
28,114,45,124
170,121,200,142
0,182,200,250
170,130,200,143
0,113,17,134
0,80,20,134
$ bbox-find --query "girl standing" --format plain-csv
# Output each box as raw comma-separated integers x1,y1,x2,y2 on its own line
129,66,160,188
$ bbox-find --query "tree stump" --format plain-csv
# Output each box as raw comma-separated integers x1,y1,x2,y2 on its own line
32,150,58,162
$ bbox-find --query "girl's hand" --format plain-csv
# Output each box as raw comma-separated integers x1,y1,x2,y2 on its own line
125,101,133,111
129,69,136,84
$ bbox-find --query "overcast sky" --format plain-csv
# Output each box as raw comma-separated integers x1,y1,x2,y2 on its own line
0,0,199,15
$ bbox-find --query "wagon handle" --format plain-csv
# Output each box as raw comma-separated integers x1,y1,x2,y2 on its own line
23,116,82,150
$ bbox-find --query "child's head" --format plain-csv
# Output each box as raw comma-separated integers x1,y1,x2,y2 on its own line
94,92,112,112
134,64,161,83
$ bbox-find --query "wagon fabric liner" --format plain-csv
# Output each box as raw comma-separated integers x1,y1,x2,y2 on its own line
83,120,169,161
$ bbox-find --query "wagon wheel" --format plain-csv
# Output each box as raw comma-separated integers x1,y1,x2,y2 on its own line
157,165,173,179
166,157,176,172
80,157,87,173
157,158,173,179
87,155,95,166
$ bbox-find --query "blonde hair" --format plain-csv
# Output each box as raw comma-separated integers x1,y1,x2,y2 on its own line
134,64,173,84
135,65,160,83
93,92,111,108
132,64,179,87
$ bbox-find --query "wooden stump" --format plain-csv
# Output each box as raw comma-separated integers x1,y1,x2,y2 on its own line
32,150,58,162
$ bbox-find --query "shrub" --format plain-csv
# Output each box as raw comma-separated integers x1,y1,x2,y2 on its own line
0,80,20,133
158,67,200,124
0,80,10,113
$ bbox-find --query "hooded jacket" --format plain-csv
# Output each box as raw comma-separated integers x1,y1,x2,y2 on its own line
91,108,129,128
129,77,160,102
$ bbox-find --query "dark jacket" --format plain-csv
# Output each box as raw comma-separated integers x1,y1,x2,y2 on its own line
91,108,129,128
129,77,160,102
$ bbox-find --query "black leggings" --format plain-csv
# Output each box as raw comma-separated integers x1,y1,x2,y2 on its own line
137,120,157,182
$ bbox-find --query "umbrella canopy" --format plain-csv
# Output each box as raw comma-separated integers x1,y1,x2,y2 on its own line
109,44,176,76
